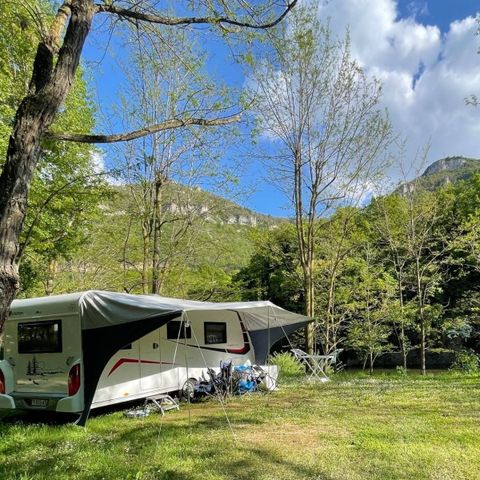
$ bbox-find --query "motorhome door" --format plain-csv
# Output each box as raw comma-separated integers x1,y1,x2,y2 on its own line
139,329,162,392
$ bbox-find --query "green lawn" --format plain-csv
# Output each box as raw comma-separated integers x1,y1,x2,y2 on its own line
1,372,479,480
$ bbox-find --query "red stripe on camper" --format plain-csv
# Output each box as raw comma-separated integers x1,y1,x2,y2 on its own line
226,345,250,354
108,358,177,376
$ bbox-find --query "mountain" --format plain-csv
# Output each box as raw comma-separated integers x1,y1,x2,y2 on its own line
44,183,287,300
397,156,480,194
107,183,284,228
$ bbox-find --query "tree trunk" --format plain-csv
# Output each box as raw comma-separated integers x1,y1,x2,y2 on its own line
415,258,426,375
325,269,337,353
369,352,374,375
397,274,408,370
45,259,58,296
151,177,162,294
141,221,149,294
122,216,132,292
0,1,94,334
362,356,368,371
401,328,408,370
304,266,315,354
292,145,315,354
420,316,426,374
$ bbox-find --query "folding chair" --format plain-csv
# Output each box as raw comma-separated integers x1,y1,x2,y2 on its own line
317,348,344,371
291,348,331,382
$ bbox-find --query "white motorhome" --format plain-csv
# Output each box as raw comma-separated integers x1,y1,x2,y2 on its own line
0,291,309,422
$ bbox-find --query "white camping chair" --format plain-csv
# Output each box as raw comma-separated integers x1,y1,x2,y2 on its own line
328,348,344,370
291,348,332,382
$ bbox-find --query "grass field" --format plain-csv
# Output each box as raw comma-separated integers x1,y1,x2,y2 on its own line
1,371,479,480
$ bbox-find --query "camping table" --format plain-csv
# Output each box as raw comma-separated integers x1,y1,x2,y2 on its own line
291,349,334,382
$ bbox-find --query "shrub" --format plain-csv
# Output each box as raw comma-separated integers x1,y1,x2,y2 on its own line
270,352,305,378
450,349,479,373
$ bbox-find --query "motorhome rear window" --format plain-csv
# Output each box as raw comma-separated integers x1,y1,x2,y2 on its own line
204,322,227,344
18,320,62,354
167,321,191,340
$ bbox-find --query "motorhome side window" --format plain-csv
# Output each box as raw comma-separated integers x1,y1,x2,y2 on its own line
167,321,191,340
204,322,227,344
18,320,62,354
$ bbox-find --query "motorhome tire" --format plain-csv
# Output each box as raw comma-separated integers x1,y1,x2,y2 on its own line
181,378,197,401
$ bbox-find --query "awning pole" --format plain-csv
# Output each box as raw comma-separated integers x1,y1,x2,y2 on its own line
267,306,271,366
182,312,192,436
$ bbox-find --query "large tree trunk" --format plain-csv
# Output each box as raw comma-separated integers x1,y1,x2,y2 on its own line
293,146,315,354
0,0,94,334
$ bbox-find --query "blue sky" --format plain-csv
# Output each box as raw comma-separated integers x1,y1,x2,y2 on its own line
84,1,480,217
397,0,477,32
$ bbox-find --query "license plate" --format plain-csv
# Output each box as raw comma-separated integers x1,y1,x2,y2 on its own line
31,399,48,407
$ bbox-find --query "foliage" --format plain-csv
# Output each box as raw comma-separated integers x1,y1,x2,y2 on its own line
234,223,303,312
1,1,479,372
344,246,395,372
269,352,304,378
232,172,480,371
450,349,479,373
0,1,107,297
46,184,264,299
0,1,49,160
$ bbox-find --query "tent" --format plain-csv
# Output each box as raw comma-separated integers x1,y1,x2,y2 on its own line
76,291,311,425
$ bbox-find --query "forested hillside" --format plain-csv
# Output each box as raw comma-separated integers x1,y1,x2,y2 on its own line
15,162,480,371
235,172,480,370
19,183,283,301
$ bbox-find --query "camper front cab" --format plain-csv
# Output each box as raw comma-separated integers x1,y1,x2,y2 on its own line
0,292,308,415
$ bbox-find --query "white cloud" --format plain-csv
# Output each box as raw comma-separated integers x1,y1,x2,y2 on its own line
90,149,125,185
316,0,480,177
90,150,106,174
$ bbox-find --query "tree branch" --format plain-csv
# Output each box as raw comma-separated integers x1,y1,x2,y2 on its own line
94,1,298,29
45,114,241,144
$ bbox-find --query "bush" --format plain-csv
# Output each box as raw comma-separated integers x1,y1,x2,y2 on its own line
450,349,479,373
270,352,305,378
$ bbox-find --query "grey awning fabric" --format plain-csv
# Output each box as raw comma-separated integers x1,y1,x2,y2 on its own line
79,291,183,330
78,290,310,332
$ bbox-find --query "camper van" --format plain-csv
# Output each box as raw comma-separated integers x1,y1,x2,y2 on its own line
0,291,309,417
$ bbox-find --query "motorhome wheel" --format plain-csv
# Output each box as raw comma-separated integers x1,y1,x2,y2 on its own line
181,378,197,401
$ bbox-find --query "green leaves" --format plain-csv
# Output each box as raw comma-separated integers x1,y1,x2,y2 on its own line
0,1,107,296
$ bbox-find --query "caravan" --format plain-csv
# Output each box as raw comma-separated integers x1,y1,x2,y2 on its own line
0,291,309,422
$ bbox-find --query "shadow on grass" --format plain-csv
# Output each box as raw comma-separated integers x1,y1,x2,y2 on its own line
0,409,79,426
0,397,161,427
0,413,335,480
